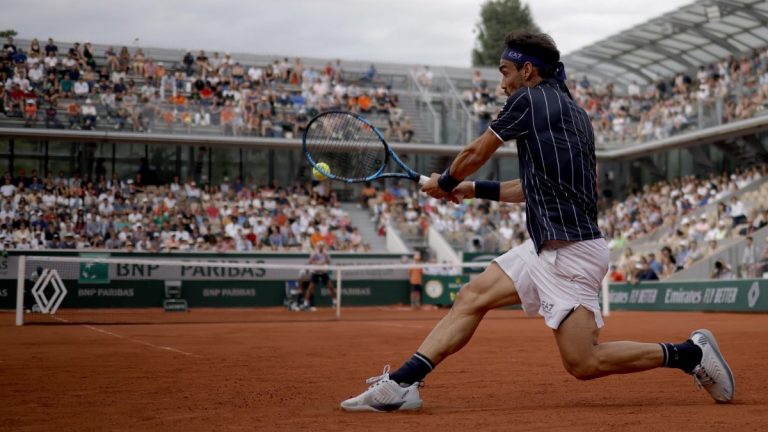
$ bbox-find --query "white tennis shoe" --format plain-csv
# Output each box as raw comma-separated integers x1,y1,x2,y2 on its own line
689,329,735,403
340,365,423,412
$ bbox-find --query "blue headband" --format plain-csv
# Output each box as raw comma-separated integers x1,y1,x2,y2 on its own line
501,48,567,82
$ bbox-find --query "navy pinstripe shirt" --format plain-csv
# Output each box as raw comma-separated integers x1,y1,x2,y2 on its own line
489,79,602,253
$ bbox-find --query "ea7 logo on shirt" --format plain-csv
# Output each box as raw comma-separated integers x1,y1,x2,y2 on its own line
541,301,554,313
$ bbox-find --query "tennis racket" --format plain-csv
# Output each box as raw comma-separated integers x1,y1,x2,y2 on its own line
302,111,429,185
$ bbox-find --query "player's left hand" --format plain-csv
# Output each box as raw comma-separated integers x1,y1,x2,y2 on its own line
420,173,450,199
447,181,475,204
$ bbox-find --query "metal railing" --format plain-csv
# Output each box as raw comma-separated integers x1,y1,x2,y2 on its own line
437,68,475,146
406,69,441,143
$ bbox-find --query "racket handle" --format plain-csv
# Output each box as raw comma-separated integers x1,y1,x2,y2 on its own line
418,175,430,186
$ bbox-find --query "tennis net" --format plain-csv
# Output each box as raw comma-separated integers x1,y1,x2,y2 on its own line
11,254,524,325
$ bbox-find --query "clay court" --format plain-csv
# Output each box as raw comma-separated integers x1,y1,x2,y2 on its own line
1,308,766,431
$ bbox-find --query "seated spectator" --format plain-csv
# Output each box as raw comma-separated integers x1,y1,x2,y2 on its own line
44,102,63,129
416,65,433,87
114,105,128,130
66,100,81,129
9,84,25,115
729,196,747,226
82,41,96,69
132,48,146,76
73,76,89,98
44,38,57,56
608,264,625,282
400,117,415,142
361,64,377,83
81,98,97,130
23,99,38,128
59,75,74,98
357,93,372,113
0,85,7,116
711,260,734,280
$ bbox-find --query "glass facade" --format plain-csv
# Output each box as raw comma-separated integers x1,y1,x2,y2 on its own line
0,139,308,186
2,130,766,194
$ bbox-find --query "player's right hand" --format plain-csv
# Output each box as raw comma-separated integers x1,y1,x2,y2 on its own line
421,173,449,199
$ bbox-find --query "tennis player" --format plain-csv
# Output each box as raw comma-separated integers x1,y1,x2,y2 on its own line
341,31,734,412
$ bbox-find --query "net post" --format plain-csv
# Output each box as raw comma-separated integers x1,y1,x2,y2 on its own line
16,255,26,326
601,274,611,317
335,268,342,319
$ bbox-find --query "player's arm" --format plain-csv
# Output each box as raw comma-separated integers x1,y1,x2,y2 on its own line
419,130,502,199
446,129,503,181
448,179,524,204
422,89,529,199
499,179,524,203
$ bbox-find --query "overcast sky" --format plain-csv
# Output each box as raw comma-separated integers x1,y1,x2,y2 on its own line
3,0,693,67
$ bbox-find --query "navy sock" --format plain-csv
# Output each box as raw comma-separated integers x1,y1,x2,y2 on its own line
389,352,435,385
659,340,702,374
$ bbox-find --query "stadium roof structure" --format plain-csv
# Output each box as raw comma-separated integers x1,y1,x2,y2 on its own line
562,0,768,85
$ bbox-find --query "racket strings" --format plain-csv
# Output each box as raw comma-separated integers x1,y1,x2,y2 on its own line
305,113,386,181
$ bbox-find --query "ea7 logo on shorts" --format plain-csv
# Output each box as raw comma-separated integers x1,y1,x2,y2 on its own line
541,301,554,313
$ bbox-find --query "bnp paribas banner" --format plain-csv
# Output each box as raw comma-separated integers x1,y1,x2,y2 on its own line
608,280,768,312
0,251,410,283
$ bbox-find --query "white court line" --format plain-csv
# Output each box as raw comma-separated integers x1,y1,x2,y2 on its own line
53,316,201,358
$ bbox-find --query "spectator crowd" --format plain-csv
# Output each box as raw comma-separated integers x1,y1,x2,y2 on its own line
465,47,768,146
364,179,528,253
359,164,768,282
0,168,368,253
5,35,768,280
1,36,416,142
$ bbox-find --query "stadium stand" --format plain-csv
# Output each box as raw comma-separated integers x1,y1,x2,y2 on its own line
4,5,768,279
361,162,768,283
0,36,421,143
606,166,768,282
0,169,369,252
464,48,768,148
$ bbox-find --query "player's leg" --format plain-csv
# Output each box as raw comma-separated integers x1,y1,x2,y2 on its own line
553,305,735,402
341,262,521,412
304,275,317,308
540,239,734,402
553,306,664,380
326,275,336,306
413,262,519,366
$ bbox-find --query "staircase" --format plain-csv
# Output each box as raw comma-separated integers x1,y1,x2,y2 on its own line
340,203,387,252
395,91,437,144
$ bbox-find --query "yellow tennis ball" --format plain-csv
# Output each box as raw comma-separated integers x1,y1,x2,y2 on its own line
313,162,330,180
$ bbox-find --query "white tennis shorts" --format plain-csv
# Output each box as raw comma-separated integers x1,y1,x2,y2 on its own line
493,238,609,330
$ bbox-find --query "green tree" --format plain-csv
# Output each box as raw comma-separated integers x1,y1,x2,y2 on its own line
0,29,18,38
472,0,539,67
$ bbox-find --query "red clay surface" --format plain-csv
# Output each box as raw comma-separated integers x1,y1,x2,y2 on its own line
1,308,766,431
